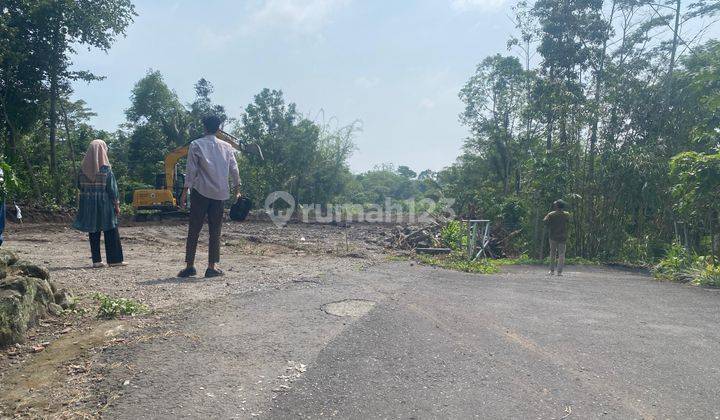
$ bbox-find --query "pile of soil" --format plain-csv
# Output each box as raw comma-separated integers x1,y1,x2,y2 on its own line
7,203,75,225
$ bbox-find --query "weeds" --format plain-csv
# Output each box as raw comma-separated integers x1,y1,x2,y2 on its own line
495,254,599,266
652,243,720,287
386,254,411,262
690,262,720,287
652,243,696,282
93,293,148,319
417,253,499,274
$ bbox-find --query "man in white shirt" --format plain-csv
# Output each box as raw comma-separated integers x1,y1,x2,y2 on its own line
178,115,240,278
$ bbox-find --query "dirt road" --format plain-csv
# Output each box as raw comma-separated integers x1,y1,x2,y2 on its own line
2,222,720,418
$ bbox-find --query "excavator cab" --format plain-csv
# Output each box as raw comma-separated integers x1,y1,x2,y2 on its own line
131,130,262,219
153,168,185,197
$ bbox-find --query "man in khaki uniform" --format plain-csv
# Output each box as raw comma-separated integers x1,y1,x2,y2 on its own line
544,200,569,276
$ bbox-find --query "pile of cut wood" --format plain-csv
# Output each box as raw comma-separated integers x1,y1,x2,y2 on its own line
387,218,523,258
388,219,447,250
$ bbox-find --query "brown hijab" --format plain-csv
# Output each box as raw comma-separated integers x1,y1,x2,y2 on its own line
81,140,111,179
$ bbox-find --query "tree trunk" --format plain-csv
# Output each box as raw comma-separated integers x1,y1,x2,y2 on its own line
588,0,615,181
49,74,58,181
546,116,553,151
586,0,616,258
668,0,682,81
48,11,64,204
533,196,542,258
711,210,719,263
60,102,79,182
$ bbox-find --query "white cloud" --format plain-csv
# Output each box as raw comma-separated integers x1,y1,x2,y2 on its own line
419,98,436,110
450,0,508,12
250,0,350,33
354,76,379,89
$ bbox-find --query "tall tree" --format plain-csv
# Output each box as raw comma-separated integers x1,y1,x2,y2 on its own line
37,0,135,198
460,55,527,195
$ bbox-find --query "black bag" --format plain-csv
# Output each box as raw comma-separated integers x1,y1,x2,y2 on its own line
229,196,253,221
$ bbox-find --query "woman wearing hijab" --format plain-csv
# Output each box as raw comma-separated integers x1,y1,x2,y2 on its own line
73,140,126,268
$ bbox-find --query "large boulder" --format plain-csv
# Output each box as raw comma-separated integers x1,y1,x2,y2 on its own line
0,277,55,346
54,289,75,310
0,249,17,280
14,260,50,281
0,254,66,347
0,249,18,268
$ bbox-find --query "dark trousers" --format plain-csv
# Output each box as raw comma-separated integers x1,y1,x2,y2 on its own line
89,228,124,264
185,189,224,265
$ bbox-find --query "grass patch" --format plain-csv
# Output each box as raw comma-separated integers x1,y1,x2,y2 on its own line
386,254,411,262
93,293,148,319
417,253,499,274
495,254,599,266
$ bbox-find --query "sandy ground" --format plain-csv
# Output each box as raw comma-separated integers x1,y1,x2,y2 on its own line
6,220,393,311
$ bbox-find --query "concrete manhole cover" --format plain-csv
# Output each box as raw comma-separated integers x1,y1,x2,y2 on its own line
321,299,376,317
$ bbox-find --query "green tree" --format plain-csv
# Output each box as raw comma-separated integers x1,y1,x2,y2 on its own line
397,166,417,179
670,151,720,257
40,0,135,197
460,54,528,196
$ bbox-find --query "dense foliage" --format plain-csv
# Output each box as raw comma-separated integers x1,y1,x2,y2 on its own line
0,0,135,203
440,0,720,265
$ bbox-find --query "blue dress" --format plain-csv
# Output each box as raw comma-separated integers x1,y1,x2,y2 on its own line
73,166,119,233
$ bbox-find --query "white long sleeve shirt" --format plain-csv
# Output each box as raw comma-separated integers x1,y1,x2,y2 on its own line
184,135,240,201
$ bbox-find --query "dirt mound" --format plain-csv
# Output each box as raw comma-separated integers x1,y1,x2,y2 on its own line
7,203,75,225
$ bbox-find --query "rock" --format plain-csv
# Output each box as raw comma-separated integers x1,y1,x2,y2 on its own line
34,279,55,306
0,277,52,346
48,303,64,316
13,260,50,281
0,255,75,347
0,249,18,268
54,289,75,310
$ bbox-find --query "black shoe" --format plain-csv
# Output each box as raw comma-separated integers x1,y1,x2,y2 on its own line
205,268,224,278
177,267,197,278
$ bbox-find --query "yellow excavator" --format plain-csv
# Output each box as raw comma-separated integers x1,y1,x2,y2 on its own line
131,130,263,219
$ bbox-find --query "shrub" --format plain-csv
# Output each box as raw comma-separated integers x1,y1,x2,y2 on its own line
94,293,148,319
689,258,720,287
418,253,499,274
620,236,651,265
440,220,468,251
652,243,695,282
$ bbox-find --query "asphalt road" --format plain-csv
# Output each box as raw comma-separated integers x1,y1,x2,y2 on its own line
103,263,720,419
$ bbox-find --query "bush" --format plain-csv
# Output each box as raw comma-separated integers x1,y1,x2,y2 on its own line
94,293,148,319
440,220,467,251
689,258,720,287
652,243,696,282
418,252,499,274
620,236,651,265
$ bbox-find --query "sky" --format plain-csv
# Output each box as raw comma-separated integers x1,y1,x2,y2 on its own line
70,0,518,173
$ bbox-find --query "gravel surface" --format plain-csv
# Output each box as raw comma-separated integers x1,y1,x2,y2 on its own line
6,220,390,311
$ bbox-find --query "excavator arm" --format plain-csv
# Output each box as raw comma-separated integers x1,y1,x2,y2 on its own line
163,130,264,192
